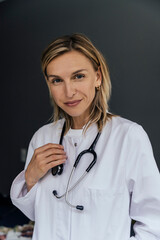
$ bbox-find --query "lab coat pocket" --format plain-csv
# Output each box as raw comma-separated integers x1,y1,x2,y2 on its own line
75,187,125,240
86,186,124,210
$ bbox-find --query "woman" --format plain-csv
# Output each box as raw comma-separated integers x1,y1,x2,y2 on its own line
10,33,160,240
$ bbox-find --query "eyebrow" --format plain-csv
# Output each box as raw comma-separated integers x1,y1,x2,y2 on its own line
47,69,88,78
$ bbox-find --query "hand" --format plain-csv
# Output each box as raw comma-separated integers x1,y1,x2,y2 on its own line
25,143,67,191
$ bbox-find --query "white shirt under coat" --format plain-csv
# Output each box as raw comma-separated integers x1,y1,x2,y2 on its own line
10,116,160,240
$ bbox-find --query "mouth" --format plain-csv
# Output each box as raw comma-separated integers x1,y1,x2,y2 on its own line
64,100,82,107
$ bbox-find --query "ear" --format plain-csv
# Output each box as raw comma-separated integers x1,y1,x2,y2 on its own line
95,67,102,87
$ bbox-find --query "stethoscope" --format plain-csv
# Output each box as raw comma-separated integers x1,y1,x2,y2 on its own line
52,122,101,211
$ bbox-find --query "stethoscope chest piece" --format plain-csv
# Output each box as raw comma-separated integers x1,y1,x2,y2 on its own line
52,164,63,176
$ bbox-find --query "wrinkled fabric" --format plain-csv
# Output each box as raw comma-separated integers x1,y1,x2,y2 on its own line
10,117,160,240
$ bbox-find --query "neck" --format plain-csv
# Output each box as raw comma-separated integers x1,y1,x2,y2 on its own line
72,116,89,129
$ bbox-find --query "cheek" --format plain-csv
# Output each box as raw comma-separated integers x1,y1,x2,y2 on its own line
87,82,96,96
90,89,96,101
82,82,95,95
80,79,96,93
81,87,96,105
48,87,61,103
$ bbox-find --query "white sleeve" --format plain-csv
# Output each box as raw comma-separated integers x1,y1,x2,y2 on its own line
10,137,38,221
126,124,160,240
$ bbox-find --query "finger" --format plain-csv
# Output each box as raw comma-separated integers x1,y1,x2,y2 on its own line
35,149,66,161
46,159,66,171
43,148,66,158
46,154,67,164
35,143,64,153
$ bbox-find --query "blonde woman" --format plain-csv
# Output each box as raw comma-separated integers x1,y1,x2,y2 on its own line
11,33,160,240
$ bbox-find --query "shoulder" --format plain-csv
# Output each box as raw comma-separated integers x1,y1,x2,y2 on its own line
107,115,137,132
29,119,65,148
106,116,148,142
106,116,154,162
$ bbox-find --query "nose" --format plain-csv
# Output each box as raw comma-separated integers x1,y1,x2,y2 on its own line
64,81,76,98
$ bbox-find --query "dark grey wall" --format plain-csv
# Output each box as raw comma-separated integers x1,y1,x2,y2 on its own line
1,0,160,194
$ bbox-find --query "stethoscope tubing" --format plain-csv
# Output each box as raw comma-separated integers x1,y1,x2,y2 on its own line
65,167,84,210
53,169,87,199
52,122,101,210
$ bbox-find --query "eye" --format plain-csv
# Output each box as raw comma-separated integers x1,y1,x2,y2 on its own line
74,74,85,80
49,78,63,85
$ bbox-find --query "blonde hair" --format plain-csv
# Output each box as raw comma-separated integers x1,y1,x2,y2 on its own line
41,33,113,133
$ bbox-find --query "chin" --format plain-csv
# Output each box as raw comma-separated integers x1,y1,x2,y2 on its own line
66,110,85,118
60,105,89,119
66,112,83,118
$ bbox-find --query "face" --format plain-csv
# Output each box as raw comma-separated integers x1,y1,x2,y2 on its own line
46,50,102,128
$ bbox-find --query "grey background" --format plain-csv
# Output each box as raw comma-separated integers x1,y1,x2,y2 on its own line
0,0,160,195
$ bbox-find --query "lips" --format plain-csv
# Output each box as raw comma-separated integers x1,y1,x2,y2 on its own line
64,100,82,107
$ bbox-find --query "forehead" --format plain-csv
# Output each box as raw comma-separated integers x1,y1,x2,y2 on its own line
46,50,94,75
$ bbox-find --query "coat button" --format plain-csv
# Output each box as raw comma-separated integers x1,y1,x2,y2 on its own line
74,143,77,147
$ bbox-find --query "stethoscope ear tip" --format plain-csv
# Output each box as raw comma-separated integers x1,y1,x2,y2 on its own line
76,205,84,211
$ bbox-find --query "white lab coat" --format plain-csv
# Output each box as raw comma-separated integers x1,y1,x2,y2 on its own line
10,116,160,240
